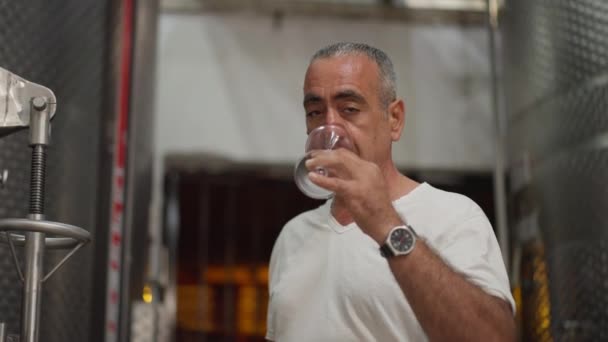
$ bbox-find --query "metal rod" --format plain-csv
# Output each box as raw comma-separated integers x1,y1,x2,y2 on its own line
5,232,25,282
20,98,51,342
42,242,85,283
0,218,91,245
29,146,46,215
0,321,7,342
165,172,180,342
486,0,510,270
21,231,45,342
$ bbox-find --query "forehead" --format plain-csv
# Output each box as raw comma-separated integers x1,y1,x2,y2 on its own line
303,55,379,95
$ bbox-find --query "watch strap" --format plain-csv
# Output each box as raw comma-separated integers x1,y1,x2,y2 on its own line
408,224,418,238
380,243,395,258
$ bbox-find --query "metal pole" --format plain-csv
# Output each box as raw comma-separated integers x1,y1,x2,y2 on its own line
21,97,51,342
487,0,510,271
0,322,7,342
21,226,45,342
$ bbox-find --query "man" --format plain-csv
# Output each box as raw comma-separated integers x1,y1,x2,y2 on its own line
266,42,515,341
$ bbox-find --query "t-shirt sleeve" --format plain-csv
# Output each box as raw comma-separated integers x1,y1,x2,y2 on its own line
435,204,516,314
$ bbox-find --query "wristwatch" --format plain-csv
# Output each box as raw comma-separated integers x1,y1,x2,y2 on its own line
380,225,418,258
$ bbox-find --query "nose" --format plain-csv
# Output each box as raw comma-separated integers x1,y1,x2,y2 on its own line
325,108,344,126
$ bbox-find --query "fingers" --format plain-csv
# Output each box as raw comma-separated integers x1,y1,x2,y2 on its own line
307,171,346,193
305,149,358,178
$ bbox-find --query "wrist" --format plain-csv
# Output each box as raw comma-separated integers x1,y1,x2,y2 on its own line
368,210,405,245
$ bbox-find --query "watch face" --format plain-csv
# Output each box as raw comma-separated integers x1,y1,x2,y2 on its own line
390,228,414,253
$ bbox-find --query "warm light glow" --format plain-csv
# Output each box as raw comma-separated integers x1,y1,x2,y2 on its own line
143,285,153,303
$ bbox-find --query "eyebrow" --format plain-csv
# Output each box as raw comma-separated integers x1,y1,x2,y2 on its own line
303,89,366,107
333,89,366,103
303,93,322,107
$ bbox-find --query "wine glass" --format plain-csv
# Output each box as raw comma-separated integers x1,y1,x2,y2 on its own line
294,124,355,199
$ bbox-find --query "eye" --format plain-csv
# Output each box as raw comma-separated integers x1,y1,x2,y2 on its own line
343,107,360,114
306,110,322,117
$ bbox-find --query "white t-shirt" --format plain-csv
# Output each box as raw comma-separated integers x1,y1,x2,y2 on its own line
266,182,514,342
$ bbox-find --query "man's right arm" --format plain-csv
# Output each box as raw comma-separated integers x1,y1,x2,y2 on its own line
265,228,285,342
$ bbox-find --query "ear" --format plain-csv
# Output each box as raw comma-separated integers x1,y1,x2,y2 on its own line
388,99,405,141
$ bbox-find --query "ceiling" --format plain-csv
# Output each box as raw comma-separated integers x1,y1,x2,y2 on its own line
161,0,504,25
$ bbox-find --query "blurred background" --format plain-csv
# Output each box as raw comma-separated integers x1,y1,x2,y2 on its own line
0,0,606,341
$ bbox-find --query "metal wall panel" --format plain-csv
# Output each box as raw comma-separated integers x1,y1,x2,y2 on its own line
503,0,608,340
123,0,159,340
0,0,111,341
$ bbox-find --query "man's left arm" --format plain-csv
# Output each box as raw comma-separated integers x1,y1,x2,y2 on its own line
385,226,515,341
306,149,516,342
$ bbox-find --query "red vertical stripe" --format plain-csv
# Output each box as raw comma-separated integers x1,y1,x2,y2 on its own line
105,0,133,340
117,0,133,167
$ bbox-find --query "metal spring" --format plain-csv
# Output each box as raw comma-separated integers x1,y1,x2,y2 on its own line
29,145,46,214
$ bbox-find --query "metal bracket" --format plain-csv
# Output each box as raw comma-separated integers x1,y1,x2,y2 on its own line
0,67,56,138
0,219,90,283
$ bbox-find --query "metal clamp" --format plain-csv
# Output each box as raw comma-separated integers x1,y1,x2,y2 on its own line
0,67,57,138
0,218,90,283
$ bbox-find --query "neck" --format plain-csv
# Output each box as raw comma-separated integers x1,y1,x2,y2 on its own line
331,160,419,226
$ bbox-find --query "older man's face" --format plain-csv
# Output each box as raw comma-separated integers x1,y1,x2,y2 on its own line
303,54,394,166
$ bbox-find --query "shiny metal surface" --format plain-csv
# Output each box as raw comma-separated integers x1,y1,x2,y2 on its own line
0,219,91,246
0,220,89,285
0,322,6,342
0,77,89,342
486,0,509,269
21,231,44,342
0,169,8,188
162,173,180,342
0,0,111,340
122,0,158,340
28,102,50,147
5,232,24,282
0,67,56,137
1,233,81,250
503,0,608,340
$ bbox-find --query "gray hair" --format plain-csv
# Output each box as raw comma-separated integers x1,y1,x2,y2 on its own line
310,42,397,109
